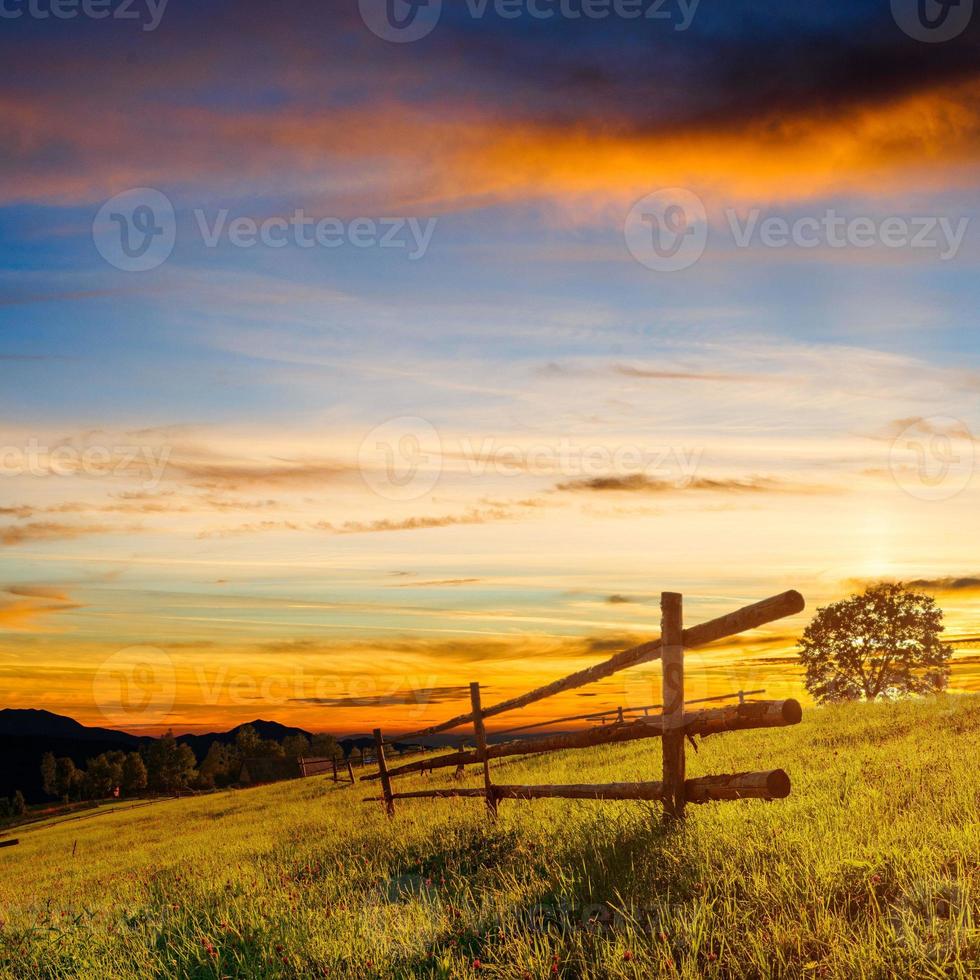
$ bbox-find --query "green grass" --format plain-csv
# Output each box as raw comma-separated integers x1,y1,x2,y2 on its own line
2,696,979,978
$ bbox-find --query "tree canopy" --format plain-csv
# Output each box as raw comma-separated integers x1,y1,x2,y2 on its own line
798,582,952,703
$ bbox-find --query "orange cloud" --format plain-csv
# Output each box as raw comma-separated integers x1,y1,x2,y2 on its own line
0,585,80,630
0,522,119,547
3,78,979,216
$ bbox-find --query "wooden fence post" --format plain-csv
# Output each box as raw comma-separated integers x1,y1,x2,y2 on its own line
661,592,686,823
373,728,395,817
331,757,338,782
346,758,355,784
470,681,497,819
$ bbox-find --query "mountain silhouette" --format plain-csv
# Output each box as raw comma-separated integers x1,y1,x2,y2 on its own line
0,708,141,744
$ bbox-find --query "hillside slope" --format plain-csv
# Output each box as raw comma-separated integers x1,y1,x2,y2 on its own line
1,696,978,979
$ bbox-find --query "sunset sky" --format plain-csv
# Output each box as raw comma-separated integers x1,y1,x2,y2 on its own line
1,1,978,735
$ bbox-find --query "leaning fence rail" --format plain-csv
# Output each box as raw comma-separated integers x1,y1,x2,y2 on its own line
493,688,767,737
362,589,805,823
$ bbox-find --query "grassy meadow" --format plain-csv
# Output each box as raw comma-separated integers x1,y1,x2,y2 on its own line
1,695,978,979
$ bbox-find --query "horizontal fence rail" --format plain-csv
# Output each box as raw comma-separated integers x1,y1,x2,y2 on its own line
364,769,792,805
390,590,804,742
361,589,805,824
493,689,767,737
363,699,802,782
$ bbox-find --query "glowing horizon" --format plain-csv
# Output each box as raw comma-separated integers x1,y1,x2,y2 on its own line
1,1,978,737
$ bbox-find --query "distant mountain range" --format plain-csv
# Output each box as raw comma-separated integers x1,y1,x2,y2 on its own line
177,719,312,760
0,709,488,803
0,709,315,803
0,708,143,744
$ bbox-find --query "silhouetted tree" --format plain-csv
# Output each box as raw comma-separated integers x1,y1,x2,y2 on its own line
55,757,78,802
310,733,340,759
121,753,148,796
85,751,126,798
281,734,311,759
12,790,26,817
143,731,198,795
234,724,261,757
40,752,58,798
199,741,238,788
798,583,952,703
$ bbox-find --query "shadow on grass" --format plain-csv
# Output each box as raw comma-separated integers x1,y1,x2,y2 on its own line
384,808,697,977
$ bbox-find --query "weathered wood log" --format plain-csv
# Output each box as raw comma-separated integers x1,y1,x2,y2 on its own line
685,769,791,803
470,682,497,818
373,728,395,817
362,770,791,804
392,590,804,740
661,591,685,823
363,699,802,782
495,689,767,737
0,838,19,848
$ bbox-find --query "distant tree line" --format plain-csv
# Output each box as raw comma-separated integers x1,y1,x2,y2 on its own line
0,790,27,821
38,726,341,803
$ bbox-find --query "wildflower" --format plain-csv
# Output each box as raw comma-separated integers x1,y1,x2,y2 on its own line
623,950,633,961
473,959,482,970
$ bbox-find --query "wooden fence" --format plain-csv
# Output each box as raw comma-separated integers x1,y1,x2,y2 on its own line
299,755,356,784
362,589,805,823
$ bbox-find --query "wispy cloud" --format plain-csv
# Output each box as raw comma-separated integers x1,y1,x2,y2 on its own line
290,685,477,708
613,365,762,384
555,474,829,494
906,576,980,593
0,522,121,547
0,584,80,629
